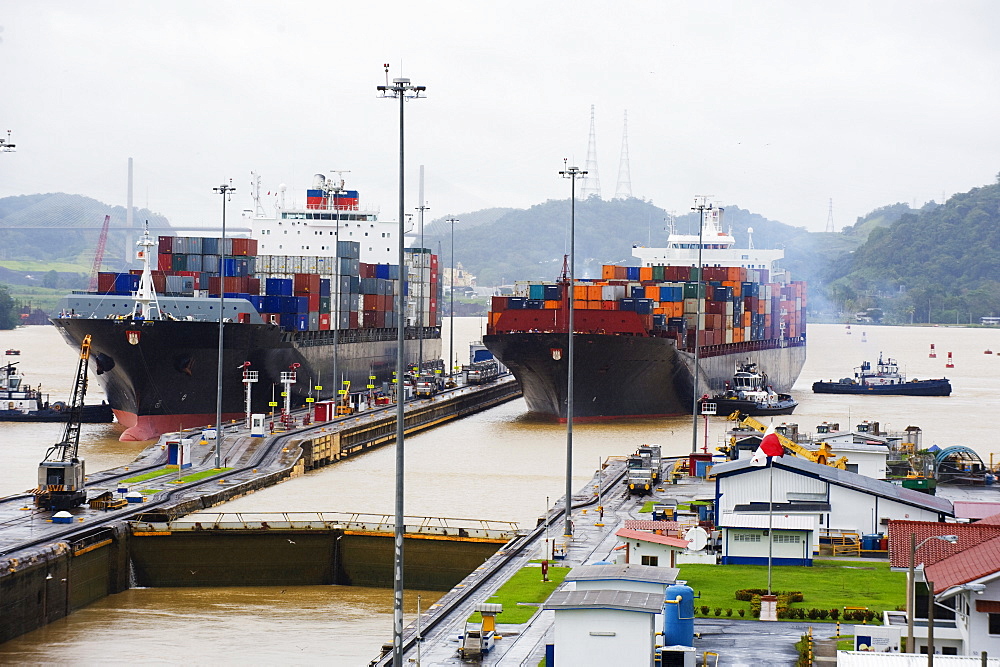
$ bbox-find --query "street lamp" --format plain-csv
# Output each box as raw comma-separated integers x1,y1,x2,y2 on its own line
445,217,459,378
907,533,958,656
416,167,429,375
377,65,425,667
559,160,586,540
212,181,235,470
689,197,713,454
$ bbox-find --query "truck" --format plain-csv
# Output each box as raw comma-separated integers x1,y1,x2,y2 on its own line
413,374,439,398
637,444,662,483
626,451,653,496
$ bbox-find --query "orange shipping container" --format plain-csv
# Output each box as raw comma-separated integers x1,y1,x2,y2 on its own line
587,285,603,301
639,266,653,281
573,300,588,310
574,285,589,300
544,300,561,309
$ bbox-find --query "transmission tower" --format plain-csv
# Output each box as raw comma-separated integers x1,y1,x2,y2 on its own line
614,110,632,199
825,198,834,233
580,105,601,199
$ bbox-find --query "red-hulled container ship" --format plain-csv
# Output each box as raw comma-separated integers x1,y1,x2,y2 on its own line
483,208,806,420
53,174,441,441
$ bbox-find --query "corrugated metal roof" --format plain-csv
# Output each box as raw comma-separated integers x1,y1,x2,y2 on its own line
543,589,663,613
564,563,679,585
712,456,953,514
615,528,690,549
952,501,1000,520
717,512,816,531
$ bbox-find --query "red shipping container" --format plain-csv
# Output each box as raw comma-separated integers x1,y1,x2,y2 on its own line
319,313,331,330
294,273,321,295
349,312,359,329
97,272,116,293
491,296,508,312
157,253,173,271
363,294,380,310
308,294,320,311
248,238,258,256
231,238,250,256
248,277,260,295
158,236,173,254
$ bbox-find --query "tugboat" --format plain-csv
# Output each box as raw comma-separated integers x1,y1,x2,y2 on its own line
812,354,951,396
0,360,114,422
5,349,20,356
705,361,797,417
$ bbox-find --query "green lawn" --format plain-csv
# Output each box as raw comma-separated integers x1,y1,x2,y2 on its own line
681,560,904,622
467,565,571,625
175,467,232,483
123,468,176,483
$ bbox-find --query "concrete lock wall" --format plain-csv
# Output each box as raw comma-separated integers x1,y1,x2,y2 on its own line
129,530,501,591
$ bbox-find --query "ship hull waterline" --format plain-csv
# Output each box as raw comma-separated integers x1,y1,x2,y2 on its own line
53,317,441,441
483,332,806,421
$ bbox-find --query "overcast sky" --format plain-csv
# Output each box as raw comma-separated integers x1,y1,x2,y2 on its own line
2,1,998,235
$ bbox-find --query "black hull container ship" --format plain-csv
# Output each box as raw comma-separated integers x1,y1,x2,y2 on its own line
483,208,807,420
53,174,441,441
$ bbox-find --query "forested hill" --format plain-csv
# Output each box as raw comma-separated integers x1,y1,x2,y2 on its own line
824,180,1000,322
421,196,823,287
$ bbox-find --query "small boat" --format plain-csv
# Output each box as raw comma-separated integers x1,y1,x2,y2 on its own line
706,361,798,417
812,354,952,396
0,360,114,423
5,349,20,355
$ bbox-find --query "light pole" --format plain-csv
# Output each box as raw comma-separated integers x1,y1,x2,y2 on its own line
212,181,235,469
907,533,958,656
690,197,712,453
416,167,429,375
377,65,425,667
559,160,586,540
329,171,349,414
445,217,459,378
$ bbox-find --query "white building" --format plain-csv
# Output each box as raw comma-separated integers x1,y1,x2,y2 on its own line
613,528,690,568
717,512,815,566
544,589,662,667
564,563,679,595
888,517,1000,658
712,456,953,553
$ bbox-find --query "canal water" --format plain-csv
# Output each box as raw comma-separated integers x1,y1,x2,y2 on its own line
1,320,998,663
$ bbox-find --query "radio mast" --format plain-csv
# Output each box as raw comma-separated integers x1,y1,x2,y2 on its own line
580,105,601,199
614,111,632,199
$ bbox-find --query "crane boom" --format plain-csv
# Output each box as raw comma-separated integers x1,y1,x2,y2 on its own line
88,215,111,291
727,411,849,469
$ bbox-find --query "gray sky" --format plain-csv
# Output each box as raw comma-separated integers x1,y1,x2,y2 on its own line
1,1,998,234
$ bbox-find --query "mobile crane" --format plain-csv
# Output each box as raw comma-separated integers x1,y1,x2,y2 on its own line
35,335,93,510
726,411,849,469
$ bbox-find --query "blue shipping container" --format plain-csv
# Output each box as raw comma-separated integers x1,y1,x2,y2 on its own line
620,298,636,311
507,297,525,309
266,278,293,296
543,284,561,300
528,284,545,300
626,266,640,281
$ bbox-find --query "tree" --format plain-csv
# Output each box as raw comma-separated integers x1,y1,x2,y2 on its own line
0,285,17,329
42,270,59,289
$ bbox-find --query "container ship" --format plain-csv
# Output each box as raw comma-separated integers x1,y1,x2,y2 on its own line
483,208,806,420
53,174,441,441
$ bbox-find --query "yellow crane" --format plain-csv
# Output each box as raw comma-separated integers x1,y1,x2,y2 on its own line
726,411,849,469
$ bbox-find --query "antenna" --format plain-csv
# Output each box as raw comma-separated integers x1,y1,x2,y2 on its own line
825,198,834,233
614,110,632,199
580,105,601,199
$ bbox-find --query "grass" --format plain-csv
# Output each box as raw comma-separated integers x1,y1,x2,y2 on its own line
123,468,176,483
837,637,855,651
141,489,162,495
638,501,656,513
466,564,571,625
175,467,231,483
681,560,904,622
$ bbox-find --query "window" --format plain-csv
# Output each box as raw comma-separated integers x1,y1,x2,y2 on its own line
990,613,1000,635
733,533,762,542
641,555,659,566
774,534,801,544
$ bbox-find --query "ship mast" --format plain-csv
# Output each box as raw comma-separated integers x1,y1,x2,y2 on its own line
131,222,162,320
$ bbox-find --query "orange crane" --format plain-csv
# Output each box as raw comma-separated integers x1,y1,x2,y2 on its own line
88,215,111,291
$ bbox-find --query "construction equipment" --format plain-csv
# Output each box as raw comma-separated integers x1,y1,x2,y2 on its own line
458,603,501,659
726,411,849,469
87,215,112,291
35,335,93,510
335,380,354,416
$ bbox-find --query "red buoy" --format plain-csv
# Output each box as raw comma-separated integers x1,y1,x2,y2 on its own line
946,351,954,368
929,343,936,358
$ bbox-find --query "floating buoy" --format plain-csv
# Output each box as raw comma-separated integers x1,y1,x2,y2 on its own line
946,351,954,368
861,332,867,343
986,349,993,355
929,343,937,358
846,325,852,334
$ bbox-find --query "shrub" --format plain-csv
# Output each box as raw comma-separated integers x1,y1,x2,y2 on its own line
700,605,710,615
807,608,820,620
714,608,722,616
738,609,745,617
725,608,733,617
818,609,829,620
829,608,840,621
